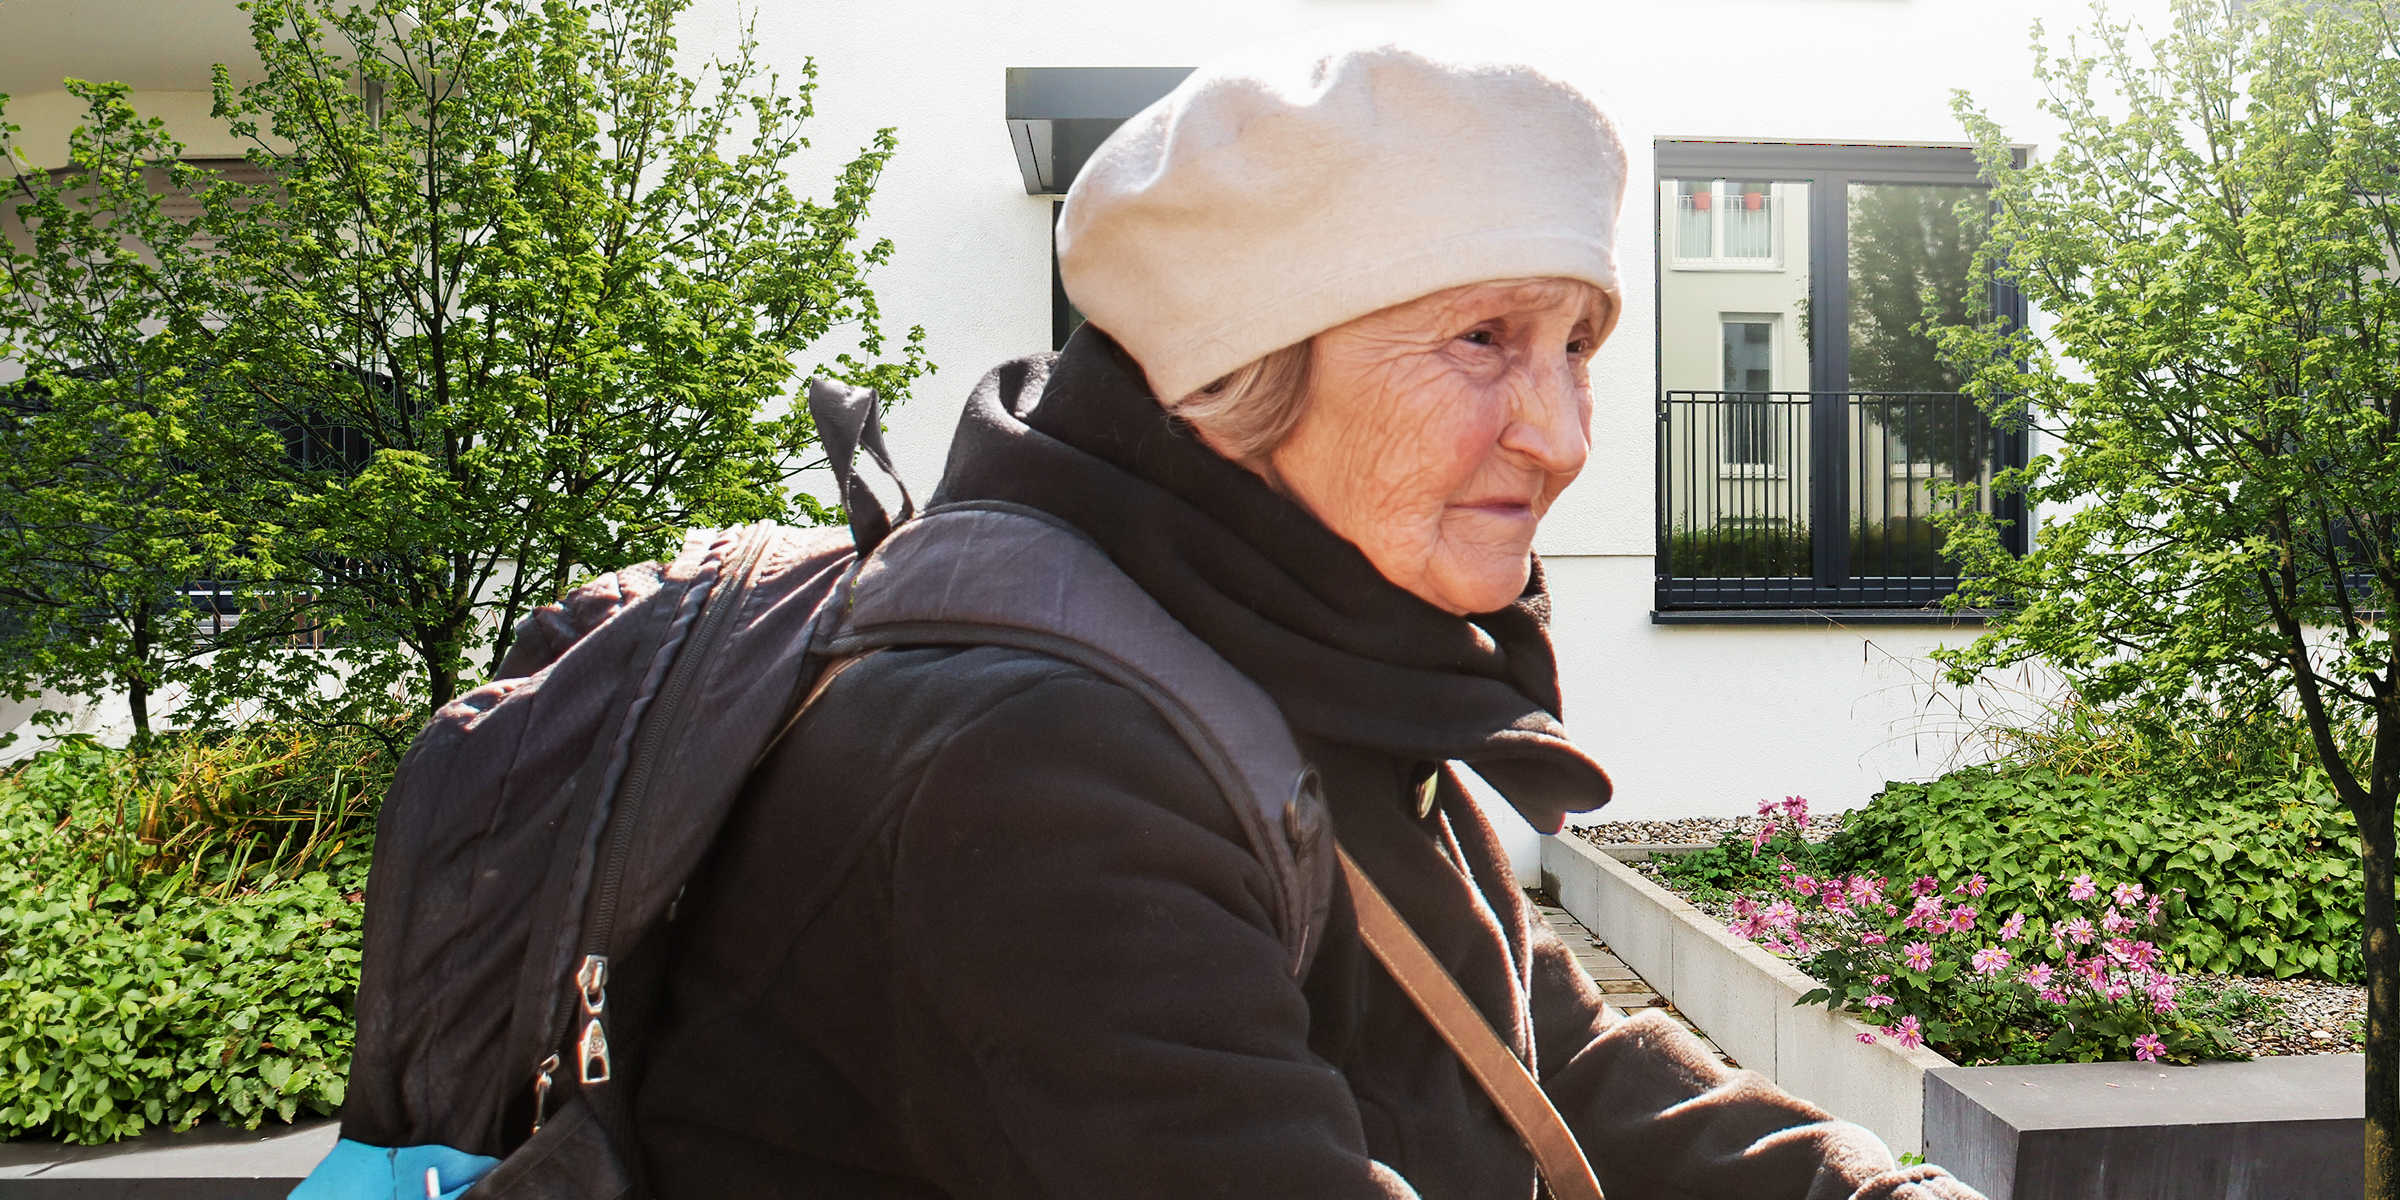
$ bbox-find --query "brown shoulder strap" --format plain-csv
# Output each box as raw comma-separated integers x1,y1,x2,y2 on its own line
1338,845,1605,1200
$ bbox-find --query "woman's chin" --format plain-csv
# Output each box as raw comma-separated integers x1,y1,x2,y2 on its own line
1420,556,1534,615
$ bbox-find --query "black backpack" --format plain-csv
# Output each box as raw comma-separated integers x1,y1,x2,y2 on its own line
325,378,1336,1198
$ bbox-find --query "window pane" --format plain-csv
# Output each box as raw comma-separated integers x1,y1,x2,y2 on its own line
1673,180,1714,259
1721,181,1775,260
1658,178,1812,579
1844,183,1995,580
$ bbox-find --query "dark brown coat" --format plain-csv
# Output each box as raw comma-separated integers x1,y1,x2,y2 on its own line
634,330,1979,1200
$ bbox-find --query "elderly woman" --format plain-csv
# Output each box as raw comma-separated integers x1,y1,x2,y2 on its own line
635,26,1980,1200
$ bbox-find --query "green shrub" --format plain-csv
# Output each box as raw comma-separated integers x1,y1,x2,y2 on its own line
1827,764,2360,982
1662,515,1955,578
0,725,394,1142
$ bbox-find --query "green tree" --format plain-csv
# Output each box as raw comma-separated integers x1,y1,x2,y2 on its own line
0,84,269,738
3,0,926,728
1939,1,2400,1189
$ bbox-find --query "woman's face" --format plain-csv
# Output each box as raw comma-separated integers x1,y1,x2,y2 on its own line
1263,278,1606,615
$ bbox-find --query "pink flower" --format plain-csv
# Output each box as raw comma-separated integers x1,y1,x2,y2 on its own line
2019,963,2055,989
1863,994,1896,1009
1794,876,1821,898
1906,896,1945,931
2103,980,2131,1001
1856,1031,1878,1044
2101,909,2134,935
1730,914,1769,941
1763,900,1800,931
1948,905,1980,933
1971,946,2012,976
1751,823,1778,851
2133,1034,2165,1062
1781,796,1811,831
1884,1015,1926,1050
1904,942,1935,971
2125,940,2161,968
1965,874,1989,898
1861,932,1889,946
1871,974,1892,986
2038,987,2071,1004
2148,977,2179,1014
1731,897,1760,918
1849,876,1886,906
1912,876,1940,897
2112,882,2145,907
2060,916,2095,946
1998,913,2027,942
1822,891,1853,915
2068,874,2098,902
1757,797,1781,818
2146,894,2165,925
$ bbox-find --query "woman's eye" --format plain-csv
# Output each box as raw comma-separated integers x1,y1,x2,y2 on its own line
1462,329,1497,346
1566,339,1589,354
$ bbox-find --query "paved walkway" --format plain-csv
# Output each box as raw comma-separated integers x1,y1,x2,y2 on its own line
1529,892,1738,1067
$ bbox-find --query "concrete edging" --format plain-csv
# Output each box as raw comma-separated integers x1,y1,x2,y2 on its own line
1540,833,1954,1155
0,1118,337,1197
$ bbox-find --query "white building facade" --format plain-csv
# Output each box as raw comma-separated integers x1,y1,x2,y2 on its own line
0,0,2168,828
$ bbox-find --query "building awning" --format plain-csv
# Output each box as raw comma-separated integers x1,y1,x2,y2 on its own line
1005,67,1192,197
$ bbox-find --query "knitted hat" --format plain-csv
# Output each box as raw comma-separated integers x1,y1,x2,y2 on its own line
1056,24,1628,403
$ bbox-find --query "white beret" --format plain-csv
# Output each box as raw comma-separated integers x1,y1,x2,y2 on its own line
1056,24,1628,403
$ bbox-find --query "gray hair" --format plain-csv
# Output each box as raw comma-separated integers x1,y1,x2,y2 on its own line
1166,339,1315,465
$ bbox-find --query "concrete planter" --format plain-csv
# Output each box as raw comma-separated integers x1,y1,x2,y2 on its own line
1925,1056,2363,1200
1543,834,2368,1198
1539,834,1951,1153
0,1118,334,1198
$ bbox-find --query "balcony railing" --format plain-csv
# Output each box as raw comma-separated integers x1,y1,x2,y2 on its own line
1657,390,2024,611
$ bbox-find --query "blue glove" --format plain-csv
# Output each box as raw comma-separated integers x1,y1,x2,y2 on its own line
289,1138,500,1200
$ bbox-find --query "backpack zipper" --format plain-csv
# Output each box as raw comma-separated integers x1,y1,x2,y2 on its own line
536,531,773,1113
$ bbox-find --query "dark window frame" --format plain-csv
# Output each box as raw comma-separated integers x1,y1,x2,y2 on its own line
1653,141,2031,619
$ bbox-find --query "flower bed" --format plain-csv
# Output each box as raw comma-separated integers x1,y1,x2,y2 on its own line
1579,801,2364,1066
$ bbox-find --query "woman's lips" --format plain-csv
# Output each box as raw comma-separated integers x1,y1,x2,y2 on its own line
1453,500,1536,520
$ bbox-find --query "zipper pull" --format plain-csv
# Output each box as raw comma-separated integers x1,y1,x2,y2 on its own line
574,954,613,1084
578,1017,613,1084
576,954,608,1015
531,1052,560,1133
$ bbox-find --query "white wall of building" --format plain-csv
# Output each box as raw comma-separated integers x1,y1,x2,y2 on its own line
2,0,2152,820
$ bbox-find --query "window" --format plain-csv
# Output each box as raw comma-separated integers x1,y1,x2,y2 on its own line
1673,181,1783,268
1720,318,1776,466
1654,142,2028,618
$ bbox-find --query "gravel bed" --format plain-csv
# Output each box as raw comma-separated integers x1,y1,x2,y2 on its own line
1620,860,2364,1060
1573,812,1843,847
2188,974,2365,1057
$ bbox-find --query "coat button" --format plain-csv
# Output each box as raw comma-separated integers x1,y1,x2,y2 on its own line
1284,767,1327,857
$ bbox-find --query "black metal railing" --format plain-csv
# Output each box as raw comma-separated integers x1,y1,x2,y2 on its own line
1657,390,2024,611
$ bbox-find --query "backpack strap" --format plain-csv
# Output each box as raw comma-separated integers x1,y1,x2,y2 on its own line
822,501,1334,977
1339,846,1606,1200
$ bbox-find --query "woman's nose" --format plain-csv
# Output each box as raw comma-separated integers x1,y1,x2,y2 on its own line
1498,360,1590,477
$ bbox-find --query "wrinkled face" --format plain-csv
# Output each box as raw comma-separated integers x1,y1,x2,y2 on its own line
1263,278,1607,615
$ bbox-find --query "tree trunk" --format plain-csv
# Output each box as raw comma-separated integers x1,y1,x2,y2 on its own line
2366,791,2397,1200
126,610,152,740
427,655,458,712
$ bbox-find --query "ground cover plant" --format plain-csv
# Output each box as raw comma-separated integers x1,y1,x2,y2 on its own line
1673,798,2241,1066
0,725,390,1143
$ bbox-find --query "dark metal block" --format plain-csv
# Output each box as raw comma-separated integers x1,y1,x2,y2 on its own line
1924,1055,2362,1200
0,1120,336,1198
1003,67,1192,196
